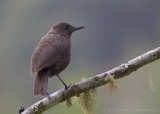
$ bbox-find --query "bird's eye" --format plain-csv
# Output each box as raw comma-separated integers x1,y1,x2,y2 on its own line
63,24,69,30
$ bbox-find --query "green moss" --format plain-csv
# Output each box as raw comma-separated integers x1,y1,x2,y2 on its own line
32,102,45,114
66,98,72,108
77,88,97,114
105,76,119,95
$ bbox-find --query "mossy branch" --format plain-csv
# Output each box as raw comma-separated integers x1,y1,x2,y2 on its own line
21,47,160,114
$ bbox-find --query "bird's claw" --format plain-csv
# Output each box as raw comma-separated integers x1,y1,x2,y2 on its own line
64,84,72,97
46,93,51,100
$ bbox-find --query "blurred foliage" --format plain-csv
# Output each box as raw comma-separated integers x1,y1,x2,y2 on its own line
0,0,160,114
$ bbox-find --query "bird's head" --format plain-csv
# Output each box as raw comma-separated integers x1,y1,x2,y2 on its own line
53,22,84,35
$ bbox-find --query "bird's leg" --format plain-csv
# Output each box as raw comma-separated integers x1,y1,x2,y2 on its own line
56,75,71,96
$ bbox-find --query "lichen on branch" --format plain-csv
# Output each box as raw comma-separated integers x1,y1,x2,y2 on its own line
21,47,160,114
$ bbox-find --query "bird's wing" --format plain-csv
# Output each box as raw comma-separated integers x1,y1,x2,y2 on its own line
31,35,68,76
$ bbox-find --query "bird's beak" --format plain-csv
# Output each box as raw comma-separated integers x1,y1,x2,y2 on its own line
73,25,85,31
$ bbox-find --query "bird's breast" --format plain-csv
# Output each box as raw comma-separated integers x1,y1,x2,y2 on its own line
50,54,71,76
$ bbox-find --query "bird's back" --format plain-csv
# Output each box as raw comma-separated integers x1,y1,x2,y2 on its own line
31,28,71,76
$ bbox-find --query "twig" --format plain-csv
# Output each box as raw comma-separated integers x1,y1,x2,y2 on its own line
21,47,160,114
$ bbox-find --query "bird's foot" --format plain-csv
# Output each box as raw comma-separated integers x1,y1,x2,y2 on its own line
64,84,72,97
46,93,51,100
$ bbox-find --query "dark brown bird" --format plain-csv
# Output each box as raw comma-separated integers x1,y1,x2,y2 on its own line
31,22,84,96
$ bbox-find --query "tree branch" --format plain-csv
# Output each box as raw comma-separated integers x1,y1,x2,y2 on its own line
21,47,160,114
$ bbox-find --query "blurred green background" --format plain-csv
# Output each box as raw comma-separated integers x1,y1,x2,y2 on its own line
0,0,160,114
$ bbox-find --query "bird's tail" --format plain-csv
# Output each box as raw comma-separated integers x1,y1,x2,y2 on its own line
34,69,49,96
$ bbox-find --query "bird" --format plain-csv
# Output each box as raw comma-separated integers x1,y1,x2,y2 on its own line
31,22,84,97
